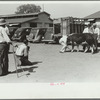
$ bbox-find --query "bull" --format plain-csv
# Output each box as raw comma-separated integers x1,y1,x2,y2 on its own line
67,33,98,54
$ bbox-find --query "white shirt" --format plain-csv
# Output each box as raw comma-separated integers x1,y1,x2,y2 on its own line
5,26,10,36
83,27,89,33
0,26,11,43
59,35,67,44
94,27,100,36
83,27,93,34
15,44,27,56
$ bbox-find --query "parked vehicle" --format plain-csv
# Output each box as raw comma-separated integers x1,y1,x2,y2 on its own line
12,27,32,42
28,28,47,43
52,33,62,44
9,27,18,39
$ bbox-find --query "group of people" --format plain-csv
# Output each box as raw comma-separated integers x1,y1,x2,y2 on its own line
0,17,99,76
59,22,100,53
0,18,32,76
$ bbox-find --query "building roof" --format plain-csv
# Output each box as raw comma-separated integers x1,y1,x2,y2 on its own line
0,11,50,18
5,17,37,24
84,11,100,19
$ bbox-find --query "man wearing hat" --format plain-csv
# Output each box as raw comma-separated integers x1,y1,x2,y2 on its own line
83,24,93,34
92,23,100,40
0,18,11,76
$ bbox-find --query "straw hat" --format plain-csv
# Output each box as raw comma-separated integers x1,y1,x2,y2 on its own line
0,19,6,25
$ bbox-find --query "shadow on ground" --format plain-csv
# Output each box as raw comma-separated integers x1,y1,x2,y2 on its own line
65,49,99,54
10,61,42,76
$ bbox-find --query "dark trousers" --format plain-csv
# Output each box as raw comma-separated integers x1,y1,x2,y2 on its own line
0,43,9,76
21,56,32,66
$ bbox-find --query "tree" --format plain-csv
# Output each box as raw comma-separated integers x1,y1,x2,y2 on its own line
15,4,41,14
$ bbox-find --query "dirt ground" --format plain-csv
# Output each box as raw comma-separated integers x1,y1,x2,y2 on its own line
0,42,100,83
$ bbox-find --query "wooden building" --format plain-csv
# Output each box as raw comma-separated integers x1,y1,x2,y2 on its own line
84,10,100,26
0,11,53,28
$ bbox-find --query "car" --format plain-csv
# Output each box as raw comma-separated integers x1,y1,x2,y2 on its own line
12,27,32,42
52,33,62,43
27,28,47,43
9,27,18,39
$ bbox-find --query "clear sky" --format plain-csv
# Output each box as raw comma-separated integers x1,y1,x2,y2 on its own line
0,1,100,19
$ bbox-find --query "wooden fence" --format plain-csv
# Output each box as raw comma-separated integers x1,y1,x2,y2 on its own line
61,17,85,35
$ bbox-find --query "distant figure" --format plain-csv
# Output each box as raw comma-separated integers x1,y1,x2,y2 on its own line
91,23,100,51
15,39,33,66
83,24,93,34
82,24,94,52
59,35,68,53
92,23,100,40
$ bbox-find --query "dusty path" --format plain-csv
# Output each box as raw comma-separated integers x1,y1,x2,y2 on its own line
0,43,100,83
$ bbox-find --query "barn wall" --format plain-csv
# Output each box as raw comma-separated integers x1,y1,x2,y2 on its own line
31,13,53,27
21,23,30,27
37,22,42,27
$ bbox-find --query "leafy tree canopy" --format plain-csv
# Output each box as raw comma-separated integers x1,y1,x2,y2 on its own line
15,4,41,14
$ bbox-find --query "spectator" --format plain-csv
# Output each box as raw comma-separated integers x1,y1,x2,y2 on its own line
92,23,100,51
92,23,100,40
15,39,33,66
0,19,11,76
82,24,91,52
82,23,98,52
83,24,93,34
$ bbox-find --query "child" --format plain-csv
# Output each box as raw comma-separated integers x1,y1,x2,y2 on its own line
15,39,32,66
59,35,68,53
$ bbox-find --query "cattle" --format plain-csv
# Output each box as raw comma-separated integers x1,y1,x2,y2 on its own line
67,33,98,54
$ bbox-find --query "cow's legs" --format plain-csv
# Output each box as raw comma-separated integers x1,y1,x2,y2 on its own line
76,44,79,52
71,42,74,52
94,39,98,52
93,34,98,52
84,47,88,53
90,44,94,54
84,45,90,53
60,42,67,53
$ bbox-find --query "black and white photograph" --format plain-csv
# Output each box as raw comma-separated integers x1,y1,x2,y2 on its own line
0,1,100,98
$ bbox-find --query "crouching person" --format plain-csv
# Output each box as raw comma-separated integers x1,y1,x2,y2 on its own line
15,39,33,66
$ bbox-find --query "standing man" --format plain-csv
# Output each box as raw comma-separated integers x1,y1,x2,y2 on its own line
82,24,92,52
93,23,100,40
92,23,100,52
0,19,11,76
83,24,93,34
